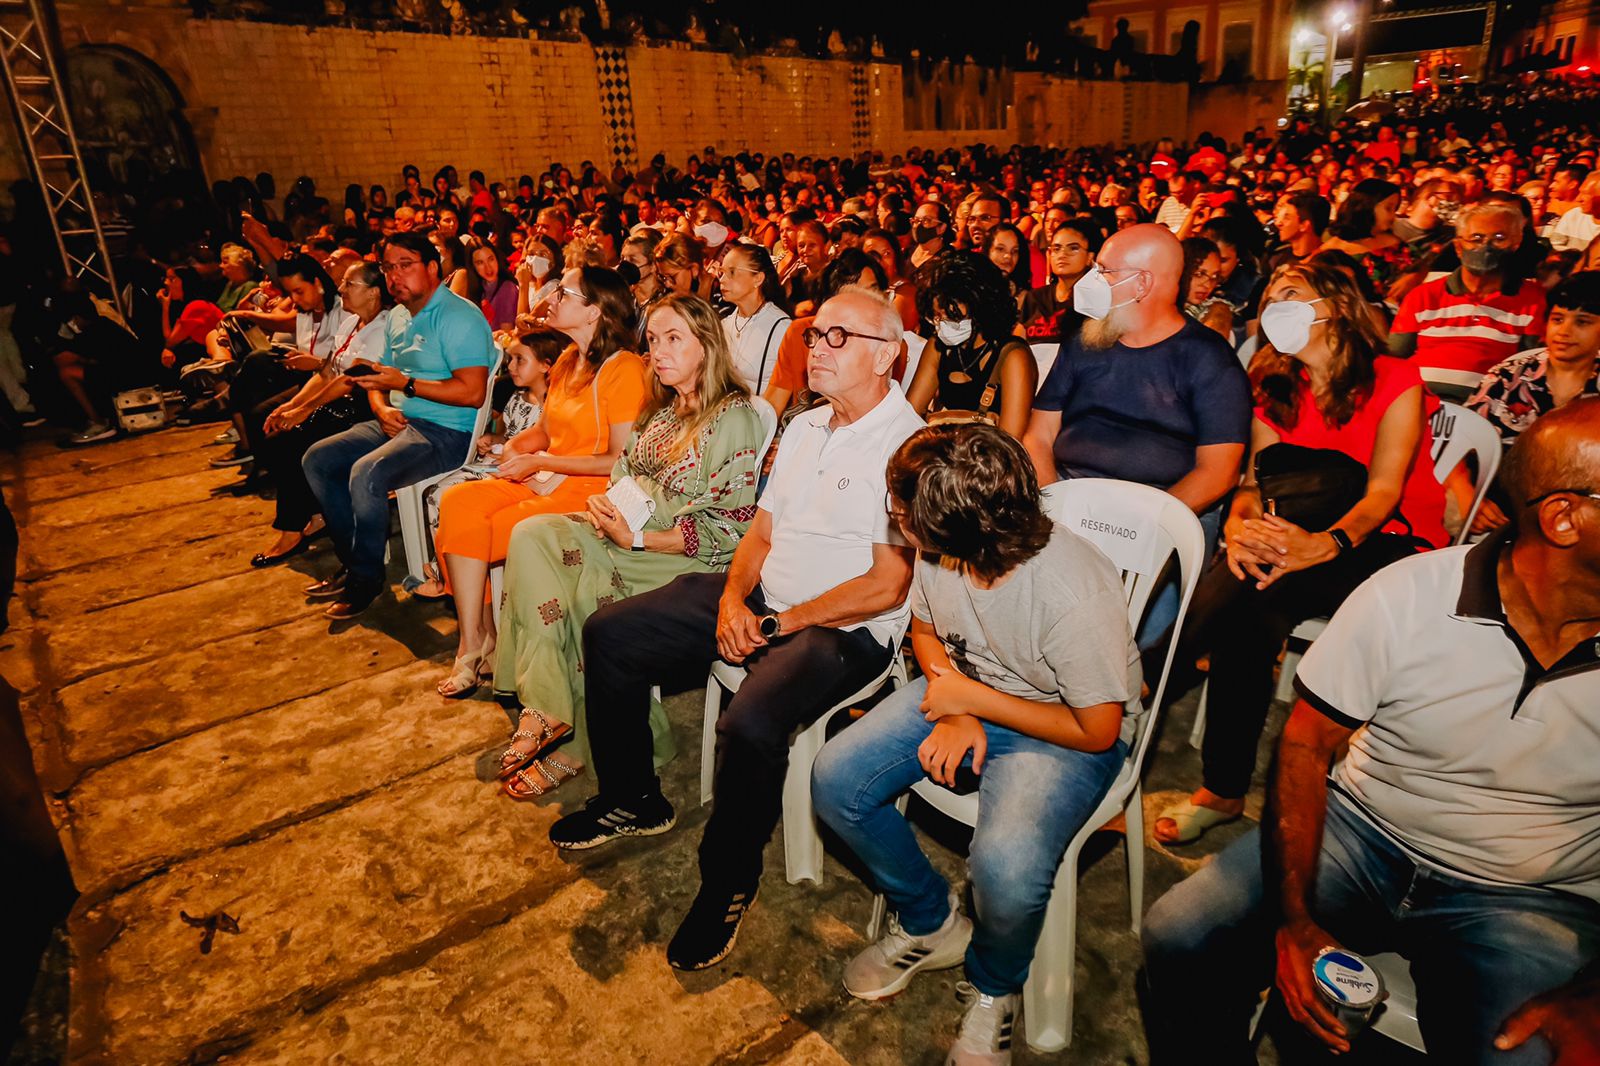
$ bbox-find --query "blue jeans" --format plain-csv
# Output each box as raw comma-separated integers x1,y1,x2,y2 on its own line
1140,796,1600,1066
811,676,1126,996
302,419,470,587
1136,501,1223,652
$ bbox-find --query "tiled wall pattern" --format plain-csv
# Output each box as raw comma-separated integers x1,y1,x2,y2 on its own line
43,5,1196,196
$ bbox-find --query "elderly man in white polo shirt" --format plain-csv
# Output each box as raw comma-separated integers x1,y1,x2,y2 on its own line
551,286,923,972
1142,397,1600,1066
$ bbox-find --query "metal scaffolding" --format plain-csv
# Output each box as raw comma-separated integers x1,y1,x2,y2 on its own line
0,0,125,316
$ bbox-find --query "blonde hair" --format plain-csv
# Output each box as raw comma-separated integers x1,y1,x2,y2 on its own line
220,242,257,270
640,294,750,460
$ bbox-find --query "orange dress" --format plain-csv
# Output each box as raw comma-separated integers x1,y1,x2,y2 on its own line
433,350,650,565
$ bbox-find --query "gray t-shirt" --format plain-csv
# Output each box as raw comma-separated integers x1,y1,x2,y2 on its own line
911,525,1144,746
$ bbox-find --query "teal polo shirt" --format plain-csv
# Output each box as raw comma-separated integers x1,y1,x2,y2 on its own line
381,284,494,433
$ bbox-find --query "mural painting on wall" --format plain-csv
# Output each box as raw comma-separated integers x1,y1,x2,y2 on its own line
902,58,1013,132
66,47,197,189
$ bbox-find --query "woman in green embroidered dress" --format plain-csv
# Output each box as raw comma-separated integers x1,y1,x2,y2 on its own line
493,294,764,799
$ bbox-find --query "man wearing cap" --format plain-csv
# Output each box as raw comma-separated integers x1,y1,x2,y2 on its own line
1141,398,1600,1066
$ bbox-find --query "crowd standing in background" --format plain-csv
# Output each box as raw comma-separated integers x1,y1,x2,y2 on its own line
6,72,1600,1065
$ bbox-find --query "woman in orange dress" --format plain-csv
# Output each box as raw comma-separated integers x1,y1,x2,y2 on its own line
432,266,650,696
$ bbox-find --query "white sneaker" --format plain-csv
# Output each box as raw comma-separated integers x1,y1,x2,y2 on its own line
843,893,971,1000
210,427,240,445
945,982,1018,1066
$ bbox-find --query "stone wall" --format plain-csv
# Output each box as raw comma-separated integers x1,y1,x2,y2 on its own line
8,1,1196,206
1185,79,1289,145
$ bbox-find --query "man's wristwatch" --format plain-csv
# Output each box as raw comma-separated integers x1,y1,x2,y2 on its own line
758,613,782,639
403,376,418,398
631,529,645,552
1328,527,1353,554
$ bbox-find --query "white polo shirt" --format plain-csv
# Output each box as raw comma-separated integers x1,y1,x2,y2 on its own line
756,383,924,646
1296,535,1600,903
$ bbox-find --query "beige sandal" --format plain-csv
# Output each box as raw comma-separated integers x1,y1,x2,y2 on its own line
496,709,574,780
502,752,584,800
1155,799,1241,845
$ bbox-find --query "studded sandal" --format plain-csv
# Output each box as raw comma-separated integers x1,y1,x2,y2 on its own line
495,709,574,781
501,752,584,801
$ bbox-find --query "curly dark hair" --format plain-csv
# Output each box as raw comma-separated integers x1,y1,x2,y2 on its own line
1251,260,1386,429
886,423,1053,584
915,250,1018,346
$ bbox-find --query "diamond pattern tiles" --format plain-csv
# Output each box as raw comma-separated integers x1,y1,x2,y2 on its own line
594,45,639,168
849,64,870,150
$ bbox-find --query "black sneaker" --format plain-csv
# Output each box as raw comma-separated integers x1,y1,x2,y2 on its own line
548,792,676,851
667,882,758,971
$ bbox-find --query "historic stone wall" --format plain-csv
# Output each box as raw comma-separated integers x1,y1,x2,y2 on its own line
6,1,1199,207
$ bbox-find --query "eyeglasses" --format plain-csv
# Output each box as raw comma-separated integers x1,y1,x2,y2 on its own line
1459,233,1513,247
380,259,422,274
551,285,589,305
1192,269,1223,284
884,489,909,520
803,325,899,350
1525,488,1600,506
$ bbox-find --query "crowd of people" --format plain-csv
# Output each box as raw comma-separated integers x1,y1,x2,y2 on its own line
7,72,1600,1065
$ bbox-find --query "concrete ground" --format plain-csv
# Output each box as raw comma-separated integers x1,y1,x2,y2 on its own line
8,423,1300,1065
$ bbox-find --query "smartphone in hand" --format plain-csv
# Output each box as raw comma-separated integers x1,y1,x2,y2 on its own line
344,363,378,377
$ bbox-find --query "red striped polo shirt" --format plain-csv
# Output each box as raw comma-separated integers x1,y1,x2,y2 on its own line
1392,270,1547,375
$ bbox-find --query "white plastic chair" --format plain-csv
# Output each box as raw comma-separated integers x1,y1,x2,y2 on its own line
1235,332,1260,371
902,332,928,386
1029,342,1060,390
871,478,1206,1051
699,648,909,885
1191,400,1502,746
396,344,505,583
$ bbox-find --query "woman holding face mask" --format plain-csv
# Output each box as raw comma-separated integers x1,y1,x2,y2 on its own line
905,251,1037,439
1153,261,1446,846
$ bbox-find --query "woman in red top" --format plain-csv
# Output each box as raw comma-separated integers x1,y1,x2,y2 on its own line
1156,261,1446,844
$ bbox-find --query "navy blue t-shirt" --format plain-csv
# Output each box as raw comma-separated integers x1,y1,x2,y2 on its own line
1034,317,1251,490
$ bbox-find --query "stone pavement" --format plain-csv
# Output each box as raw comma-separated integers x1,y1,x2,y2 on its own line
6,424,1270,1066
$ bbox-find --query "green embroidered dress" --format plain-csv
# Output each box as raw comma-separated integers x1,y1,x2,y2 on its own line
492,396,762,765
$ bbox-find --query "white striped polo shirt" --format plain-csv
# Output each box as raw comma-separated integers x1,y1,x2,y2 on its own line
1392,269,1547,375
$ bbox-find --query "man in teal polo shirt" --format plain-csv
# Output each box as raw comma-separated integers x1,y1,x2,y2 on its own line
303,232,493,618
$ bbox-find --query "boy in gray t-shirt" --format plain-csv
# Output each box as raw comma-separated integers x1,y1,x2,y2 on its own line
813,423,1140,1066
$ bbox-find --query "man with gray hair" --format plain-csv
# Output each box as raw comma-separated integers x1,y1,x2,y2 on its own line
551,286,923,972
1390,200,1547,377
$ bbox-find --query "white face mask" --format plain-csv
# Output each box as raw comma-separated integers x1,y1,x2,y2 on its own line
530,255,552,280
1073,266,1141,320
694,221,729,247
936,317,974,347
1259,297,1327,354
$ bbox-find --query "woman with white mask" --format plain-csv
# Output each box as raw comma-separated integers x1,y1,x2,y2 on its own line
1153,261,1447,847
905,251,1037,439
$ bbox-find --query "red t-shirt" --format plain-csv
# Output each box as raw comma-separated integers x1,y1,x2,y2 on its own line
1257,356,1448,549
1392,273,1546,375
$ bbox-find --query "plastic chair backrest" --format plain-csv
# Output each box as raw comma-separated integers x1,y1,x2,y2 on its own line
462,343,505,465
902,332,928,386
751,394,779,468
1030,342,1059,391
1430,401,1502,540
1040,479,1207,771
1235,332,1259,371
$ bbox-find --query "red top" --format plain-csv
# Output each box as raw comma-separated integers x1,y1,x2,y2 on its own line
1257,356,1448,549
1392,272,1547,374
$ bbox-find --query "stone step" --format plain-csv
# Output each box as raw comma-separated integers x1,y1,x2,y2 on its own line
19,492,273,575
213,879,833,1065
6,425,220,482
69,756,592,1064
22,445,246,506
63,660,503,894
26,467,248,530
51,611,449,774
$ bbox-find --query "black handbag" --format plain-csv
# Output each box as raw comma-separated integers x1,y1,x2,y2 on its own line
1253,443,1368,532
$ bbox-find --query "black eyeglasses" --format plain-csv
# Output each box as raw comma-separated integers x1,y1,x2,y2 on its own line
1525,488,1600,506
803,325,899,350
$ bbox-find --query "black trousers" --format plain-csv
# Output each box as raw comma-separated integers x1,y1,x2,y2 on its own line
1176,533,1424,799
258,410,363,532
581,571,890,890
229,351,310,457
